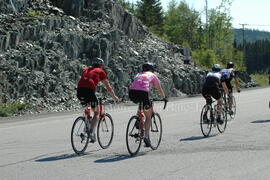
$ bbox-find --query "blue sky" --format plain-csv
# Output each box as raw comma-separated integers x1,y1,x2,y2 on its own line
127,0,270,32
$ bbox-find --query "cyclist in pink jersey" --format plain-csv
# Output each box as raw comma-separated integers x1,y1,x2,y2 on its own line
129,62,167,147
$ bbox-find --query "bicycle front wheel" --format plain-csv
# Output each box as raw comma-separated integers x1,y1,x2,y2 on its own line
217,109,227,133
149,113,162,150
200,105,212,137
97,113,114,149
126,115,142,156
71,116,89,154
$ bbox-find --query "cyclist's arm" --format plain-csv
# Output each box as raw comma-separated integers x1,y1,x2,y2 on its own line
221,82,229,94
155,84,166,98
233,77,241,92
102,79,119,102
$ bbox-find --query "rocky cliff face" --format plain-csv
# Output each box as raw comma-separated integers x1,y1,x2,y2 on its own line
0,0,255,114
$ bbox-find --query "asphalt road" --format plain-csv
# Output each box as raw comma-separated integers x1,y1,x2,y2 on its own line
1,87,270,180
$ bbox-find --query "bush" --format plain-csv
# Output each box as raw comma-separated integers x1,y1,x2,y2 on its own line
0,102,28,117
192,49,219,69
250,74,269,86
28,9,42,17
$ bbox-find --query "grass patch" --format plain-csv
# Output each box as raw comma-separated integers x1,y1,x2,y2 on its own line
0,102,28,117
250,74,269,86
28,9,42,17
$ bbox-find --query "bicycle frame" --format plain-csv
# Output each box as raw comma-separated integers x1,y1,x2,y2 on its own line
205,96,217,126
84,98,106,120
136,99,167,134
137,103,146,136
71,97,114,154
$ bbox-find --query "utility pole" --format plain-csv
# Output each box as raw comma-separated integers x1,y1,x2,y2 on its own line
239,23,247,64
9,0,17,14
205,0,209,48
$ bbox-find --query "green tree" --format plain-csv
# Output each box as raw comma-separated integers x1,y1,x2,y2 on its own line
207,0,234,64
192,49,218,69
117,0,136,14
136,0,164,35
163,0,201,49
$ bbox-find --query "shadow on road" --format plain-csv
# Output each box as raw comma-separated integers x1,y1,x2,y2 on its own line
94,152,145,163
35,153,80,162
251,119,270,124
35,149,101,162
180,134,217,142
0,150,77,167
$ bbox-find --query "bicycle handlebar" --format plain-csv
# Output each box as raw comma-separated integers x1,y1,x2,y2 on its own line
152,98,168,110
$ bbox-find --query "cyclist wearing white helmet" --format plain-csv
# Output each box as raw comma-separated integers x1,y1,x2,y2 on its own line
202,64,229,124
220,62,241,115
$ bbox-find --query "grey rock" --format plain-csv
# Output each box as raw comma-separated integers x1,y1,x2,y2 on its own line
0,0,256,115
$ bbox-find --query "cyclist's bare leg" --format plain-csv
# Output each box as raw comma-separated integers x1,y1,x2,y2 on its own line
216,98,223,116
90,106,99,131
228,93,233,110
143,107,154,137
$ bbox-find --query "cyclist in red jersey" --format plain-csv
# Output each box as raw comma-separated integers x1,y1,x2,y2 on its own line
77,58,119,142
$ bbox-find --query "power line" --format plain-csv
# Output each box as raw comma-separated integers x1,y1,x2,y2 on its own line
240,23,270,27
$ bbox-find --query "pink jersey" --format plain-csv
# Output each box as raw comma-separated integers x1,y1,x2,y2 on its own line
129,71,160,92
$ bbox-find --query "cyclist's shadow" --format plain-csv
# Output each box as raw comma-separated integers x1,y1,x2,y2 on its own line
180,134,218,142
35,150,101,162
251,119,270,124
94,152,146,163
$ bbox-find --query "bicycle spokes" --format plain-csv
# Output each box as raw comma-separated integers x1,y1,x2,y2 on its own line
151,118,159,133
126,116,142,155
149,113,162,150
71,117,89,154
200,105,212,137
97,114,114,149
100,118,109,132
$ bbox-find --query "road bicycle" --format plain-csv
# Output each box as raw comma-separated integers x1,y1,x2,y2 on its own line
222,91,236,120
71,97,114,154
126,99,167,156
200,95,227,137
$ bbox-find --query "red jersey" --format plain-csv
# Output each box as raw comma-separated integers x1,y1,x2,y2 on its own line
77,67,107,90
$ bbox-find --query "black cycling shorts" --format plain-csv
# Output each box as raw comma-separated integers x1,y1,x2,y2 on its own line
202,86,221,100
129,89,152,110
225,81,233,93
77,87,98,108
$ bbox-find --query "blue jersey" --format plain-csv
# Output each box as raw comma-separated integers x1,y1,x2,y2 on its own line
221,68,235,82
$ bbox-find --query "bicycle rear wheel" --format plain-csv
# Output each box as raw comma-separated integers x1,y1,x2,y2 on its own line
217,109,227,133
71,116,89,154
97,113,114,149
200,105,212,137
149,112,162,150
126,115,142,156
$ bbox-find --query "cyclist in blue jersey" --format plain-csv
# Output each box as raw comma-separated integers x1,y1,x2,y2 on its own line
220,62,241,115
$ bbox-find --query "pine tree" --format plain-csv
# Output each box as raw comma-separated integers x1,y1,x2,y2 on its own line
117,0,136,14
136,0,164,35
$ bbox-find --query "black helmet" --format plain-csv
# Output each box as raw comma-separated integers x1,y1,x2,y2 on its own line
92,58,104,67
212,64,221,72
227,62,234,69
142,62,155,72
